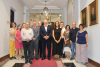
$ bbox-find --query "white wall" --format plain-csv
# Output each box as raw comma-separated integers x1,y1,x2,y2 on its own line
67,0,73,27
0,0,24,58
67,0,100,63
80,0,100,63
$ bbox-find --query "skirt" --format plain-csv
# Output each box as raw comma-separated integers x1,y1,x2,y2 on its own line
75,43,88,64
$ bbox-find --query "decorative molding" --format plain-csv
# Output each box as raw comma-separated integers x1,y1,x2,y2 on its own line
38,0,54,4
88,58,100,67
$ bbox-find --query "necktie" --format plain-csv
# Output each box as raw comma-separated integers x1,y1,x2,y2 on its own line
34,26,35,30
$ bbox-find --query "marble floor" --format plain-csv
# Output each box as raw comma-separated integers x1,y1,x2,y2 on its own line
2,58,86,67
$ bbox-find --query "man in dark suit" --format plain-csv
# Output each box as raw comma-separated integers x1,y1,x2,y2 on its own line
38,21,42,58
40,20,52,60
30,20,40,60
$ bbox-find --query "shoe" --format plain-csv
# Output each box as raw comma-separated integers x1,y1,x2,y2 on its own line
48,57,51,60
70,57,74,60
41,57,45,60
36,58,39,60
25,60,28,64
29,60,32,64
13,57,16,59
31,57,34,60
10,57,13,60
22,56,25,58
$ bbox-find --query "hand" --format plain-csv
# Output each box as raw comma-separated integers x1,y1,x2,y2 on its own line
19,40,22,43
44,36,47,40
25,38,29,42
70,40,72,45
86,44,88,47
46,36,49,39
55,40,58,43
33,38,36,41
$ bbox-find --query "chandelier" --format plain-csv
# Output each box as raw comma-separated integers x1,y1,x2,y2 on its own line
43,1,49,16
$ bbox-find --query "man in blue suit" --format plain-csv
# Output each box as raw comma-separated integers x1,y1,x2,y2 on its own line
40,20,52,60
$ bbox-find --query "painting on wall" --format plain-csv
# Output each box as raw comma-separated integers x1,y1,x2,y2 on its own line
81,7,88,27
89,0,98,26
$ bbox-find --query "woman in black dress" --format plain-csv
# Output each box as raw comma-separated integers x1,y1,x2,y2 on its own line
52,21,62,60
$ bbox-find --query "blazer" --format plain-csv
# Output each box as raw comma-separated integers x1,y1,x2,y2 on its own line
40,25,52,41
30,26,40,42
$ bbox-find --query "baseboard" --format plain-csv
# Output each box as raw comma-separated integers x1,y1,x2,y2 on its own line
0,54,9,67
88,58,100,67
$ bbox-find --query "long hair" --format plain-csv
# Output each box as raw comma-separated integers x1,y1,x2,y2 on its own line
65,25,70,30
17,24,21,30
11,22,16,28
54,21,60,28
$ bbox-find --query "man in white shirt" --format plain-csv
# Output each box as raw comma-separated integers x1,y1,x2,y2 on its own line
21,22,34,64
60,22,65,57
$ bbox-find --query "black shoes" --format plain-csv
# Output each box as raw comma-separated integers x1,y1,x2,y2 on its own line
13,57,16,59
29,60,33,64
41,57,46,60
10,57,13,60
31,57,34,60
25,60,28,64
10,57,16,60
25,60,33,64
48,57,51,60
70,57,74,60
36,58,39,60
41,57,51,60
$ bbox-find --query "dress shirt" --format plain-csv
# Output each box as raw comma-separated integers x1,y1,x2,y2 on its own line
61,27,65,38
44,25,48,32
21,28,34,41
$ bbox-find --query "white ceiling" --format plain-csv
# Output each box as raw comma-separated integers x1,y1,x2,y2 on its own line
20,0,68,10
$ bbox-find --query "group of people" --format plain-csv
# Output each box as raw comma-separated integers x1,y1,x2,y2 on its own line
9,20,88,65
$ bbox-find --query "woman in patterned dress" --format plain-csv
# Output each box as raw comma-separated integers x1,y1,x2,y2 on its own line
75,24,88,64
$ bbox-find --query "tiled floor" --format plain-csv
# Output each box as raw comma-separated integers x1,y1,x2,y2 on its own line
2,58,86,67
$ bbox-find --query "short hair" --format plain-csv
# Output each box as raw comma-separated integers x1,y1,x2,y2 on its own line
60,22,64,24
17,24,21,30
79,24,84,29
11,22,16,28
65,25,70,30
54,21,60,28
22,23,25,26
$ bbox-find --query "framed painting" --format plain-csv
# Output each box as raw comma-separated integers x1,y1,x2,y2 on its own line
81,7,88,27
89,0,98,26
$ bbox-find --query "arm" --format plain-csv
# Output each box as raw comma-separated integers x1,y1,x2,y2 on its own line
34,27,39,40
69,30,72,44
86,34,88,47
21,29,27,41
40,26,45,38
58,30,62,42
52,30,56,41
48,26,52,37
29,29,34,40
9,28,15,36
15,30,20,41
76,34,77,43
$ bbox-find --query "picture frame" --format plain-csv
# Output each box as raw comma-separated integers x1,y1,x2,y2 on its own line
89,0,98,26
81,7,88,27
